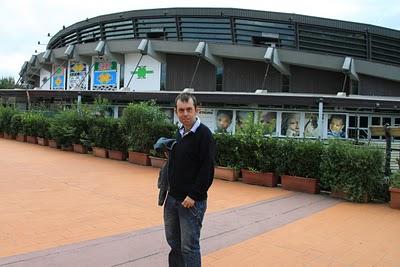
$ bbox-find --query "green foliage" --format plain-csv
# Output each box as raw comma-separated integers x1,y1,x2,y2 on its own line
91,96,113,117
120,102,177,153
0,77,15,89
236,112,272,171
279,139,324,178
258,137,279,173
21,112,50,137
49,111,77,146
0,106,19,133
390,171,400,188
10,113,24,136
320,140,385,202
49,108,94,146
214,133,241,169
86,117,125,150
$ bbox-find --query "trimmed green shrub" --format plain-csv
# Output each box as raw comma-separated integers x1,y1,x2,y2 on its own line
0,107,19,134
49,111,76,146
214,133,241,169
120,102,176,153
390,171,400,188
320,140,385,202
10,113,24,136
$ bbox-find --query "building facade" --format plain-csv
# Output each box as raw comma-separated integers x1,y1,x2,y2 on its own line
8,8,400,140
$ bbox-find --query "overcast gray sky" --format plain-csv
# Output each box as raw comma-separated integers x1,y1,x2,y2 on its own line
1,0,399,81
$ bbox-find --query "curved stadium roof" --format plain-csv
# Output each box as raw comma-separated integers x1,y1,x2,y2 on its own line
48,8,400,66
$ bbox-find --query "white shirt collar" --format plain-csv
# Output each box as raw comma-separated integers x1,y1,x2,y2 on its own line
179,117,201,137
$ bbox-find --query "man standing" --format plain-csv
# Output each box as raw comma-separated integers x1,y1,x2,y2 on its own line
164,92,215,267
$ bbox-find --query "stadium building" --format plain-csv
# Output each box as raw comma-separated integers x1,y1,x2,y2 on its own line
6,8,400,140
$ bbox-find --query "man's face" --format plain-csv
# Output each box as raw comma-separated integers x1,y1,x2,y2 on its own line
175,98,198,129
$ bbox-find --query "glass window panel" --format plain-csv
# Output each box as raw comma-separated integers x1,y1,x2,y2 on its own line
394,118,400,126
359,116,368,128
382,117,391,126
372,117,381,125
348,129,357,139
349,116,357,127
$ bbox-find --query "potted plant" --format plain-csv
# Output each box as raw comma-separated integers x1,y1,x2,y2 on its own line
320,141,384,202
10,113,26,142
214,133,241,181
107,120,127,161
0,106,18,139
21,112,43,144
389,171,400,209
87,116,115,158
278,139,323,194
120,102,176,166
36,115,51,146
237,114,278,186
48,110,76,150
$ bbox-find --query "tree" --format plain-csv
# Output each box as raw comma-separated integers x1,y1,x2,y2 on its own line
0,77,15,89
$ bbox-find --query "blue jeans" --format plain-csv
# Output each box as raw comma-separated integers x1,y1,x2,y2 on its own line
164,195,207,267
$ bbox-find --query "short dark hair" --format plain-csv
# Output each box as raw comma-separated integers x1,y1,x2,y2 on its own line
175,92,198,108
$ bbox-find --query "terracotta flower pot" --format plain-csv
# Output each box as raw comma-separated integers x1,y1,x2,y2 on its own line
281,175,320,194
48,139,59,148
26,136,38,144
37,137,49,146
128,151,150,166
4,133,14,139
214,166,240,181
389,187,400,209
93,147,108,158
241,169,278,187
149,156,167,168
73,144,88,154
16,134,26,142
108,150,127,161
61,145,73,151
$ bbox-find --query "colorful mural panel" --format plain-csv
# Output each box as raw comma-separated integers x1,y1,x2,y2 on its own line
68,60,88,90
92,57,119,90
51,65,66,90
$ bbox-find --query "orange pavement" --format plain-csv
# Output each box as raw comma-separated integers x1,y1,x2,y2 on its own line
203,202,400,267
0,138,289,258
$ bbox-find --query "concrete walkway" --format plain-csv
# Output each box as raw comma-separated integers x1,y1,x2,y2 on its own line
0,138,400,266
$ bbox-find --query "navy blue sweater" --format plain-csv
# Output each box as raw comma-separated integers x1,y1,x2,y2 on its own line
167,123,215,202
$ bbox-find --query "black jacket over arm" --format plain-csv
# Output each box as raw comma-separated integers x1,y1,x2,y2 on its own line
167,123,215,202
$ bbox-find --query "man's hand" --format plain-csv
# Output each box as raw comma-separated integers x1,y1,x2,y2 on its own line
181,196,195,208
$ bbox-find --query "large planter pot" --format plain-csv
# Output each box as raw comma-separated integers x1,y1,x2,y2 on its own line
93,147,108,158
4,133,14,139
241,169,278,187
149,156,167,168
389,187,400,209
61,145,73,151
281,175,320,194
26,136,38,144
37,137,49,146
48,139,59,149
108,150,127,161
16,134,26,142
128,151,150,166
214,166,240,181
73,144,88,154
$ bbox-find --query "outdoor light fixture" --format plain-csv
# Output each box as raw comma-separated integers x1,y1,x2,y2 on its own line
95,41,105,55
64,45,74,58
